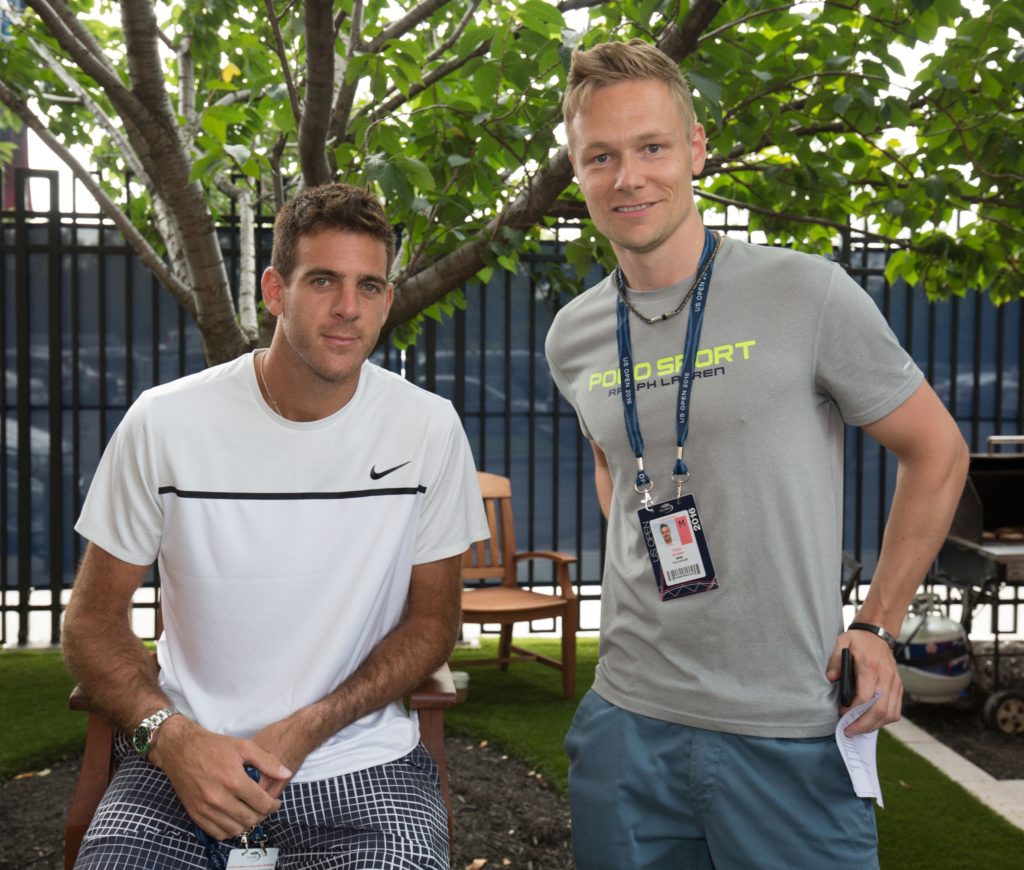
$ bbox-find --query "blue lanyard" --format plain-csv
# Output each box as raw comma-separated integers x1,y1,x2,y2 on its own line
614,228,717,505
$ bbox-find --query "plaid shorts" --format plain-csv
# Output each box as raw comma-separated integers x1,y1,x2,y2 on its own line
74,733,449,869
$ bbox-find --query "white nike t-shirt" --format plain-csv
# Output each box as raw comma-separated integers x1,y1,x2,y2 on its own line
76,353,489,781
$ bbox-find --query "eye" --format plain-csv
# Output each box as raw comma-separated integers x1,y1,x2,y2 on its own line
592,153,610,165
644,144,662,155
311,276,331,287
362,282,385,294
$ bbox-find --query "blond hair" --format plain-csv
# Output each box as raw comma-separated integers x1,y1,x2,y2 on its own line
563,39,696,134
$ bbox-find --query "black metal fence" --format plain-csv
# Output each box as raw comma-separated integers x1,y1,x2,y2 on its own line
2,168,1022,646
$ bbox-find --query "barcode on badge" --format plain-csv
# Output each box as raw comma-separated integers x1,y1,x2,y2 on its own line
667,564,702,582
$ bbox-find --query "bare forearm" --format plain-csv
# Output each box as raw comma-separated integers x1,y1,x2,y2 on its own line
856,431,969,635
290,611,459,753
62,547,170,731
268,555,463,761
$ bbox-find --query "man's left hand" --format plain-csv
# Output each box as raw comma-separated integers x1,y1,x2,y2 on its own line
252,717,317,798
826,631,903,735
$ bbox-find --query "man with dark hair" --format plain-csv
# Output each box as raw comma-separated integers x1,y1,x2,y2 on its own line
64,183,489,869
546,39,968,868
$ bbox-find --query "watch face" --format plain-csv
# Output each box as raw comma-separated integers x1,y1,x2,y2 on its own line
132,724,151,755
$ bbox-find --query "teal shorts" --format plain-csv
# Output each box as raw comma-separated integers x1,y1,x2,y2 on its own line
565,690,878,870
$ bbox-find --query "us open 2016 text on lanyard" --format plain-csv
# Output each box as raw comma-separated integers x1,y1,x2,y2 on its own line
614,227,720,602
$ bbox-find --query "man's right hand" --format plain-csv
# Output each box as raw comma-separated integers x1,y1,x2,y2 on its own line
147,715,292,840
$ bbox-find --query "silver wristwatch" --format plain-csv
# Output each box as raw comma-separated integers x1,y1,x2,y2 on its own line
131,706,180,759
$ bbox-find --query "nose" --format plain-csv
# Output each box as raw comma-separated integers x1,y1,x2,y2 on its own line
615,152,644,192
332,282,360,320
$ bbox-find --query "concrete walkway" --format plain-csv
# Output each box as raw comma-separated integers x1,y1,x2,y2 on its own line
886,717,1024,831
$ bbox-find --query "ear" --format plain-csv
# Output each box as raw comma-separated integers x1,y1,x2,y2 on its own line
690,123,707,178
381,283,395,325
261,267,286,317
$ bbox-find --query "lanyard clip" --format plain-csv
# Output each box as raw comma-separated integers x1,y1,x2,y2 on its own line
672,450,689,499
635,460,654,509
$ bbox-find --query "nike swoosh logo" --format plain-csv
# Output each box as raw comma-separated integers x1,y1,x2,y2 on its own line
370,461,411,480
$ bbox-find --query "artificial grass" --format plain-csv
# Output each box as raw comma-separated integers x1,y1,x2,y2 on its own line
0,648,86,780
449,637,592,791
452,637,1024,869
4,640,1023,868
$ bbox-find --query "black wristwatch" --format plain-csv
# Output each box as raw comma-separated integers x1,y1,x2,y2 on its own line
131,706,180,759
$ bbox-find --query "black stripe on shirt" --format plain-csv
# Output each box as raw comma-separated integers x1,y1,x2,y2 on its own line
158,485,427,500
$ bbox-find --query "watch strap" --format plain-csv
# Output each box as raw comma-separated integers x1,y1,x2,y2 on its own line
848,621,897,652
132,706,179,758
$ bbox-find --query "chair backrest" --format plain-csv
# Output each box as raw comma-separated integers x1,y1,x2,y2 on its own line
462,472,517,588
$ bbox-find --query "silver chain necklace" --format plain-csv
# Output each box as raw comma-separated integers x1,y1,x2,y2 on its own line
257,350,283,417
615,231,722,325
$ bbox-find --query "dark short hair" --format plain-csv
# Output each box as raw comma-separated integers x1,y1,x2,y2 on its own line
271,184,397,279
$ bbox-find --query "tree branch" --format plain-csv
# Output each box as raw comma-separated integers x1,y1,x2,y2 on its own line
25,0,138,110
270,134,288,212
0,81,196,315
263,0,302,125
120,0,178,121
725,70,892,123
26,0,117,77
216,178,260,342
695,188,909,249
177,33,196,126
385,148,575,331
364,0,452,52
297,0,334,186
656,0,724,60
699,4,795,43
327,0,363,144
426,0,481,63
29,35,191,289
358,40,489,126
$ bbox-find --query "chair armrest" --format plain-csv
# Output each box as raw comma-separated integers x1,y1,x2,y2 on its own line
512,551,578,599
69,683,96,713
408,663,457,710
513,550,577,566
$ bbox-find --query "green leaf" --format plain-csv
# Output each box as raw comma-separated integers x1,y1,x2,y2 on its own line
884,199,906,217
200,113,228,144
188,152,221,184
832,93,853,114
223,143,251,164
515,0,564,38
395,156,435,193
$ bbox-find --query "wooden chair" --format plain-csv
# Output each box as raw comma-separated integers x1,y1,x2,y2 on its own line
65,665,456,868
459,471,579,699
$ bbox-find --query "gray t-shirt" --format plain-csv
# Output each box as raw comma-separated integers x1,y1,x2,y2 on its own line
546,236,923,737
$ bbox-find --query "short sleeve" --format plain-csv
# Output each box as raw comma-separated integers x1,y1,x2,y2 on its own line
74,393,163,566
813,264,924,427
545,318,594,441
412,406,490,564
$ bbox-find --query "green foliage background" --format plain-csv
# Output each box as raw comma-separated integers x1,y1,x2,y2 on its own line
0,1,1021,357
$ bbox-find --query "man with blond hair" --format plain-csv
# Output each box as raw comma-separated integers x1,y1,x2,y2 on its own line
64,183,489,869
546,38,968,868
